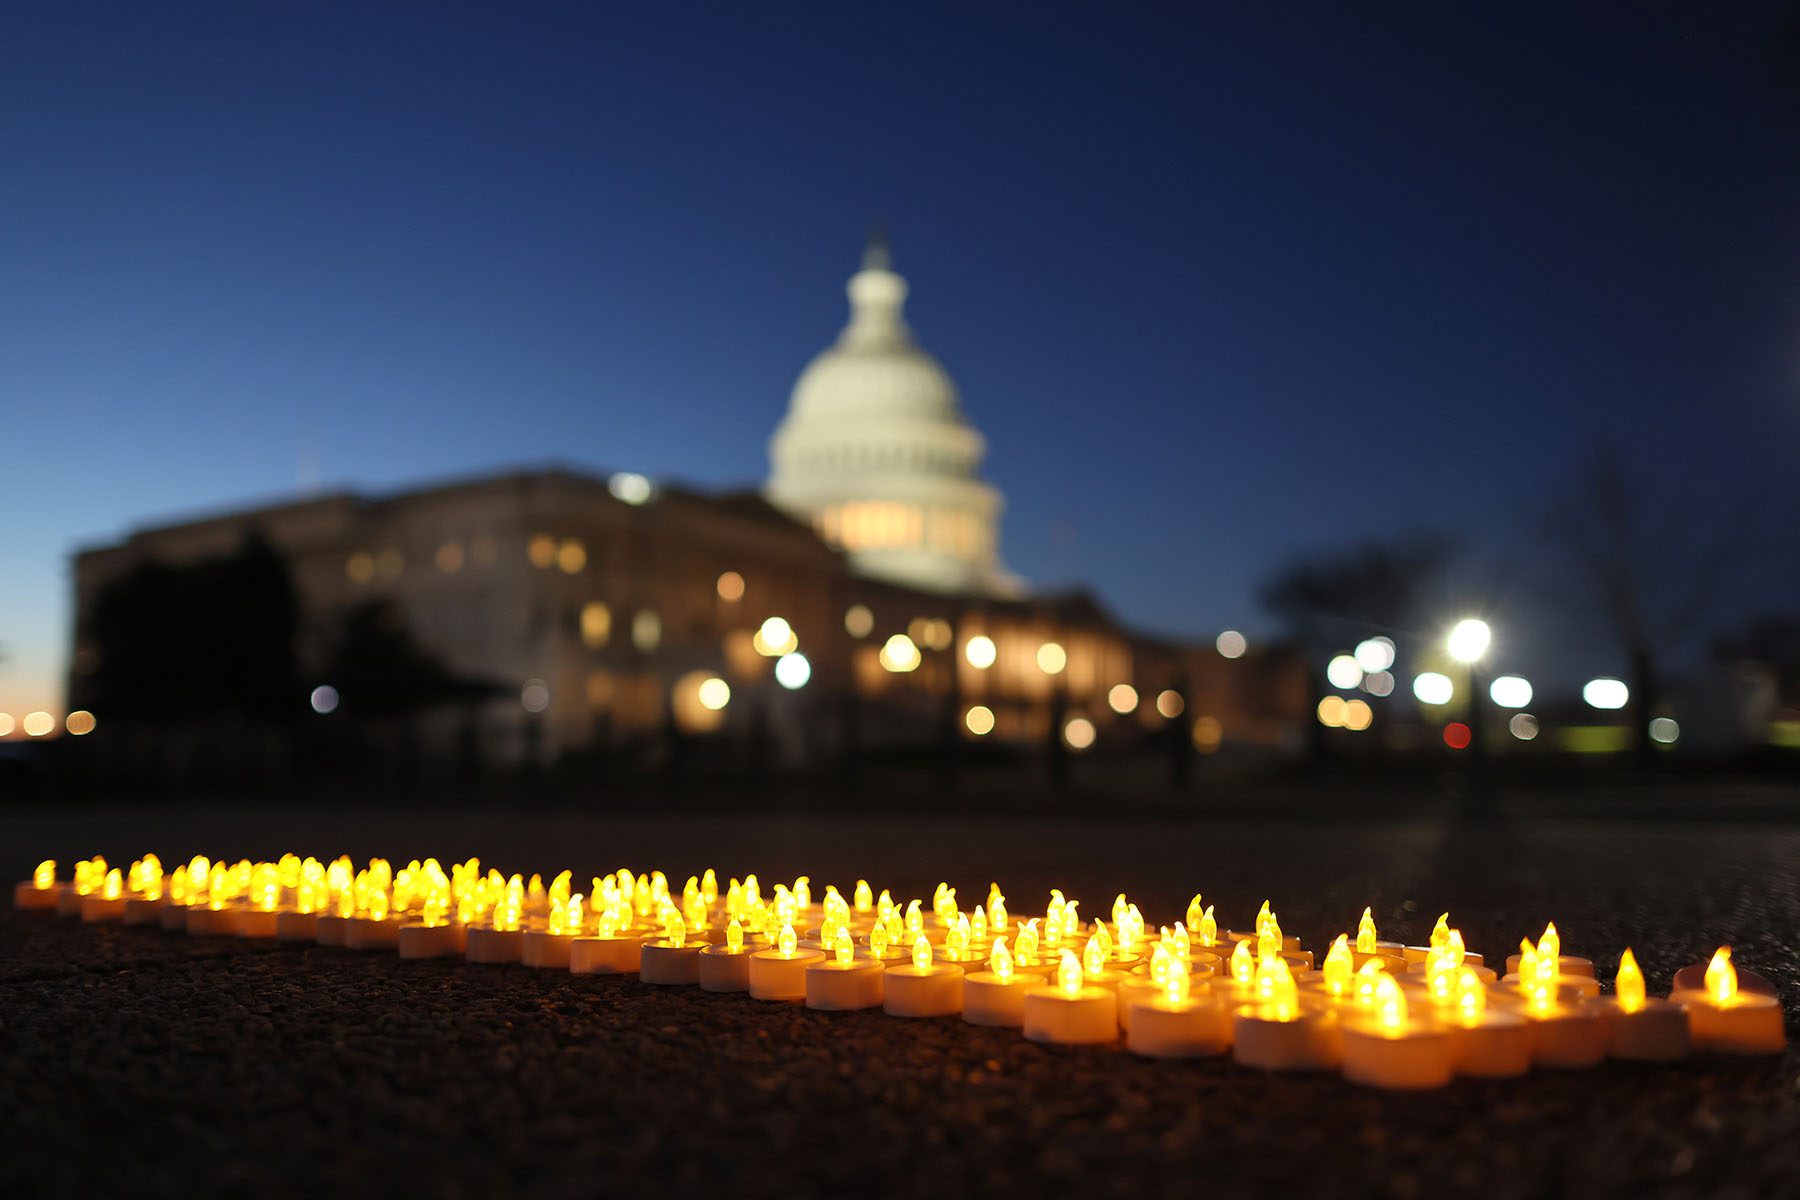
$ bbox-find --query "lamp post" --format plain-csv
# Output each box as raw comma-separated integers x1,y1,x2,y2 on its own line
1446,618,1491,772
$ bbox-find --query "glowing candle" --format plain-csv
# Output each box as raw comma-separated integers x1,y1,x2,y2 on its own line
962,938,1038,1027
344,880,403,950
1347,907,1404,970
78,868,128,923
640,906,708,984
232,863,283,938
1126,959,1231,1059
570,904,644,975
1233,956,1338,1070
1440,967,1532,1078
1672,947,1784,1055
1500,930,1599,1000
1022,949,1118,1045
698,917,754,991
1228,901,1302,954
1517,972,1606,1068
882,934,964,1017
311,858,354,944
1586,948,1690,1061
122,856,168,925
397,879,465,959
12,859,63,911
186,861,245,936
1401,912,1486,969
466,878,527,964
1503,922,1594,979
805,927,885,1010
749,920,825,1001
58,857,105,916
1340,973,1454,1089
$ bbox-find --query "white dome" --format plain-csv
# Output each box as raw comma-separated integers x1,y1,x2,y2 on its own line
767,240,1019,597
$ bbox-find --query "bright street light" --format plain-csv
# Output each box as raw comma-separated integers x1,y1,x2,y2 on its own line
1446,618,1491,664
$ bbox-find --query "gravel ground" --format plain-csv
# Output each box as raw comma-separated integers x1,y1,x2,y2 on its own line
1,800,1797,1199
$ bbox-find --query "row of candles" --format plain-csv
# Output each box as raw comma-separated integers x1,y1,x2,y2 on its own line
16,854,1785,1089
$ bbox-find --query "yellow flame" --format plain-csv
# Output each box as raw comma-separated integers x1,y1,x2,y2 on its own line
34,860,54,889
946,912,970,958
170,866,190,905
904,899,923,941
701,868,718,906
1324,934,1352,996
792,876,810,910
1059,949,1082,998
1185,893,1203,930
102,868,122,900
726,918,744,954
853,879,872,912
1706,946,1736,1004
566,894,584,937
1150,943,1174,988
1616,948,1645,1013
1083,933,1105,977
1375,973,1407,1034
1169,922,1190,962
870,920,890,960
1166,964,1191,1005
970,905,987,950
834,926,854,967
912,934,932,973
663,908,684,946
1429,913,1450,951
1356,907,1377,955
1045,892,1065,947
1254,899,1273,937
1062,900,1080,941
778,920,797,958
1015,919,1039,965
368,887,389,923
1516,937,1538,982
1230,939,1253,985
1198,905,1217,947
875,888,893,922
987,886,1007,931
1455,967,1486,1021
1539,922,1560,964
990,938,1012,983
1354,959,1387,1008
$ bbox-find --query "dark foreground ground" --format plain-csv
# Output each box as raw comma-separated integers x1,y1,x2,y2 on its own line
2,790,1797,1199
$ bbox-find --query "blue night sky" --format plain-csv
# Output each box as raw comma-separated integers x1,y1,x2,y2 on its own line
2,2,1798,717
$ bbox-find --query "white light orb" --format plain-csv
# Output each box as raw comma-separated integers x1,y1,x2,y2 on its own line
1509,713,1539,741
1583,678,1630,710
1063,716,1096,750
310,685,340,715
774,653,811,690
1488,675,1533,709
880,634,921,673
1648,717,1680,744
964,635,997,669
1326,654,1364,690
521,679,550,713
1353,637,1396,673
1413,672,1455,706
1362,671,1395,697
755,616,797,657
1215,630,1247,659
608,472,652,505
1446,619,1491,664
965,705,995,736
1107,684,1138,714
1036,642,1067,675
844,605,874,638
697,677,731,711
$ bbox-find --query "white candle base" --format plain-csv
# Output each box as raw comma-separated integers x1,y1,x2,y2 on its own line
520,930,575,969
12,882,60,910
465,925,525,964
343,916,402,950
749,949,825,1001
962,972,1037,1027
883,964,964,1017
234,908,280,938
1527,1005,1607,1068
1233,1007,1339,1070
161,903,193,932
79,894,127,923
1448,1011,1533,1077
1126,997,1231,1058
806,959,886,1010
275,911,319,941
639,940,707,985
1340,1018,1454,1090
1671,962,1776,997
56,887,85,916
1592,998,1690,1061
186,906,240,936
570,935,642,975
398,921,464,959
697,945,753,991
123,897,166,925
1023,985,1117,1044
312,913,352,946
1674,992,1785,1055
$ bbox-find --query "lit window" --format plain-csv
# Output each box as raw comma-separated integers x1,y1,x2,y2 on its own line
717,571,745,602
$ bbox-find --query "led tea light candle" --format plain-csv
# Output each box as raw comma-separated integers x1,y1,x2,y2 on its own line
1504,923,1593,979
234,864,283,938
749,921,825,1001
883,934,964,1017
640,908,708,984
1023,950,1118,1045
521,894,586,969
1440,968,1531,1077
1402,913,1487,968
1589,948,1689,1061
930,912,986,972
570,909,644,975
1672,947,1784,1055
1127,962,1231,1059
15,860,63,910
187,862,244,936
398,887,464,959
1070,932,1130,998
78,868,127,923
1339,973,1453,1089
1234,956,1338,1070
277,867,327,941
806,928,885,1010
62,857,111,917
963,938,1038,1027
1349,908,1405,970
466,880,527,964
698,918,754,991
1519,976,1606,1068
1501,934,1599,999
121,857,166,925
1228,901,1303,954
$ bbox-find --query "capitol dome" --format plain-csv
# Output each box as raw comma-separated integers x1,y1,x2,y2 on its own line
767,238,1019,597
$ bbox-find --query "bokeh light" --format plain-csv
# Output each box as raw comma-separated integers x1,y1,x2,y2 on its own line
716,571,745,602
23,711,53,737
774,653,811,690
1583,678,1630,710
965,705,995,736
0,713,13,736
1412,672,1454,705
310,685,340,715
964,635,997,669
844,605,874,638
65,710,97,736
880,634,921,673
1341,698,1373,731
1446,618,1491,664
1325,654,1364,690
1648,717,1680,745
1036,642,1067,675
521,679,550,713
1215,630,1247,659
697,677,731,711
1155,689,1185,719
1443,722,1472,750
1191,715,1222,753
1317,695,1347,727
1509,713,1539,741
1489,675,1532,708
1353,637,1396,673
754,616,797,657
1107,684,1138,714
608,472,652,505
1063,716,1096,750
1362,670,1395,697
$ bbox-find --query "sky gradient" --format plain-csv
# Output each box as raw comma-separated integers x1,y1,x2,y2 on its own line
3,2,1798,718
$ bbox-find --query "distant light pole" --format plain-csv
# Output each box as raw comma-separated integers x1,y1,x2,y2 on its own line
1446,618,1492,769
